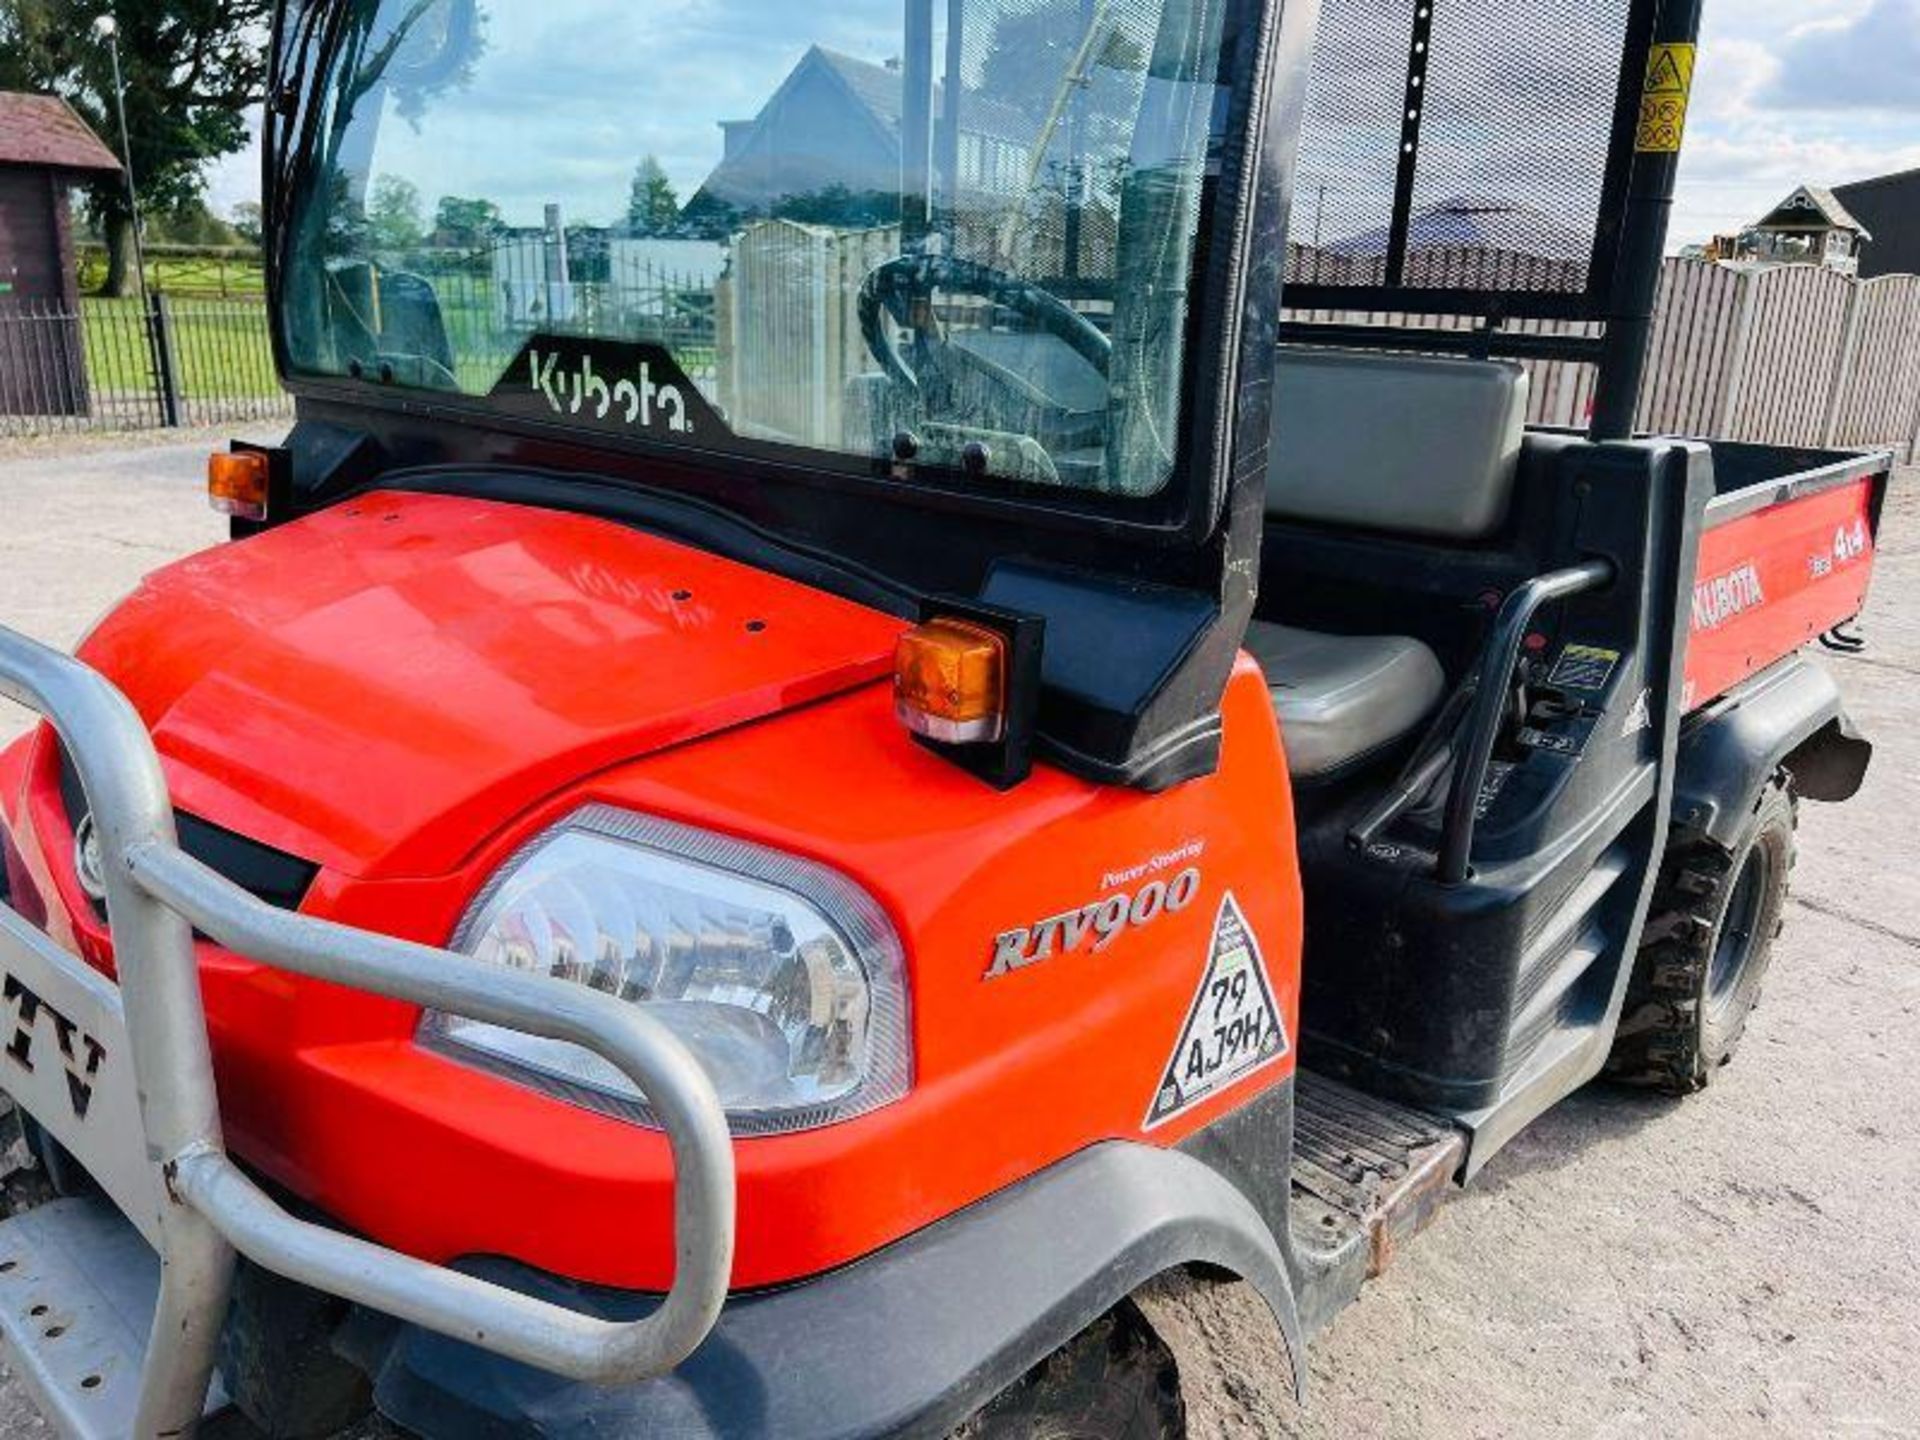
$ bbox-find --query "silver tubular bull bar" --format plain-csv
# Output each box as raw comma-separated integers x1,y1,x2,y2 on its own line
0,625,736,1439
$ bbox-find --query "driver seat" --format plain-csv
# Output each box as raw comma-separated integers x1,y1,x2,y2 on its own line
1253,348,1530,779
1245,623,1445,780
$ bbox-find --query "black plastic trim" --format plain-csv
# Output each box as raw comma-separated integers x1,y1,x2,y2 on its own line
1279,321,1609,366
1673,655,1868,847
56,744,318,917
1701,448,1893,526
365,1142,1301,1440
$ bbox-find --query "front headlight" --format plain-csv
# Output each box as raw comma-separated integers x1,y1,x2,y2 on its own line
422,805,910,1135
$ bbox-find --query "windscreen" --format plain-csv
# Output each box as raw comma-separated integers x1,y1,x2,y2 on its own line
277,0,1234,497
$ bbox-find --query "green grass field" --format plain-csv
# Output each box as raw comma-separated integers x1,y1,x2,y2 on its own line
78,298,282,404
65,257,716,411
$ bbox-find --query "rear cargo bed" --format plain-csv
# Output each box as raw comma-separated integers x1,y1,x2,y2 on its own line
1685,442,1888,712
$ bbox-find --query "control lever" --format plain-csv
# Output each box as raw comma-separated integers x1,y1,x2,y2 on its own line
1348,743,1454,856
1347,683,1476,855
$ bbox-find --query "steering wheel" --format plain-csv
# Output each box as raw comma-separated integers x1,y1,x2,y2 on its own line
857,254,1112,395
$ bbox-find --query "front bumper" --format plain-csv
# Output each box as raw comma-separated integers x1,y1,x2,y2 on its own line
366,1141,1300,1440
0,626,736,1438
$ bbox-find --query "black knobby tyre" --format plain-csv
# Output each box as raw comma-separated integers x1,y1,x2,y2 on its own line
215,1256,375,1438
950,1300,1184,1439
1606,771,1798,1094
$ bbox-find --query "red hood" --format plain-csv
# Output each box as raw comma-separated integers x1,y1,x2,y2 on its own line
79,490,902,878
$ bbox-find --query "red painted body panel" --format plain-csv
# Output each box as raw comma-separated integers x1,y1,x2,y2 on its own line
1684,478,1876,711
0,494,1305,1291
76,491,901,880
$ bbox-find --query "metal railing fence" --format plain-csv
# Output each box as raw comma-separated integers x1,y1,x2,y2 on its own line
9,251,1920,460
0,297,288,438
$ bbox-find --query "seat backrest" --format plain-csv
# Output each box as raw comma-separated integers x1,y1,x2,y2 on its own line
1267,348,1530,542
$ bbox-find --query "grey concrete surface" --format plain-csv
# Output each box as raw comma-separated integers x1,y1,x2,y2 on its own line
0,437,1915,1437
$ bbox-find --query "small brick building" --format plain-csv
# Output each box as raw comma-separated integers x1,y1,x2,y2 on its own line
0,91,121,415
0,91,120,302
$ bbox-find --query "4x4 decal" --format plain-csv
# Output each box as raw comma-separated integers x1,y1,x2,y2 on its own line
3,974,107,1121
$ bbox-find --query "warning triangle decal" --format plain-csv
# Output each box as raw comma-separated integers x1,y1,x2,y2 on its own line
1144,891,1289,1131
1644,48,1687,95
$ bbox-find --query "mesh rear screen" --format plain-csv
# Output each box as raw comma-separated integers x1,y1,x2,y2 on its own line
1289,0,1418,287
1289,0,1638,308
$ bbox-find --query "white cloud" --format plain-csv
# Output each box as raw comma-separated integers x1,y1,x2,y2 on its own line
1762,0,1920,110
196,2,1920,263
1673,0,1920,244
204,111,261,221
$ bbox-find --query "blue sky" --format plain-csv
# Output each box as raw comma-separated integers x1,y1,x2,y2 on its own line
1676,0,1920,241
205,0,1920,249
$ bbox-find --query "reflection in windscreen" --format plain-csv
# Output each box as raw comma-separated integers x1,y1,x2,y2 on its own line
279,0,1230,496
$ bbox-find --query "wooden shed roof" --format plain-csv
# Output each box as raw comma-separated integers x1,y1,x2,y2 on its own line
0,92,121,174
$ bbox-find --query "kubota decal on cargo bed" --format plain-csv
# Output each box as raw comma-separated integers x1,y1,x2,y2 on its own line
1691,560,1765,632
1683,475,1877,714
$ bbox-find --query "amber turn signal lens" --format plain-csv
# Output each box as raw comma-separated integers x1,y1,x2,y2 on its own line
207,450,270,521
895,618,1007,744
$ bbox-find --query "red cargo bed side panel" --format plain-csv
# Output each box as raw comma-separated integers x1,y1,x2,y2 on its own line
1685,477,1876,711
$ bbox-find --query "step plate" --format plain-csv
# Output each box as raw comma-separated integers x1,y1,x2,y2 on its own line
1290,1072,1466,1276
0,1195,224,1438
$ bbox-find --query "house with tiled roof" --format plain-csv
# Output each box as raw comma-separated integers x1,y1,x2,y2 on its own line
1729,185,1873,275
683,47,1036,233
0,91,122,416
1833,168,1920,280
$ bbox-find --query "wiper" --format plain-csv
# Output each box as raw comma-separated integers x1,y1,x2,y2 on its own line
995,0,1117,257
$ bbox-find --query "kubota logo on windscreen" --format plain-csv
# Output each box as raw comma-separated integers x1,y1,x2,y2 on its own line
1692,561,1765,632
529,348,694,436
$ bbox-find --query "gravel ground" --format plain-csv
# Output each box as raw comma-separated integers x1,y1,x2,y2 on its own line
0,437,1915,1437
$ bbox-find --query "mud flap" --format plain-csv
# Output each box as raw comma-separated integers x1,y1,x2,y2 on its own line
1676,656,1869,846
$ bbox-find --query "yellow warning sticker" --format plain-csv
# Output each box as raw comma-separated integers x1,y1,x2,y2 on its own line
1636,43,1696,153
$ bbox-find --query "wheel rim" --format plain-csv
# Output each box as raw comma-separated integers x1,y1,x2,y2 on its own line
1707,844,1771,1015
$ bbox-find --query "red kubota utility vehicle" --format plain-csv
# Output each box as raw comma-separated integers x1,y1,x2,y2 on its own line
0,0,1887,1433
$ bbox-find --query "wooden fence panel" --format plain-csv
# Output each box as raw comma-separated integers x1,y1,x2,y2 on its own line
716,234,1920,461
1635,258,1744,439
1724,264,1854,447
1829,275,1920,450
1278,255,1920,458
720,220,901,449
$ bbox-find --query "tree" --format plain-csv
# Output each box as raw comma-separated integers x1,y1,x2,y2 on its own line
0,0,272,294
148,196,241,246
432,194,502,251
230,200,265,247
368,174,426,255
774,184,897,230
626,155,679,235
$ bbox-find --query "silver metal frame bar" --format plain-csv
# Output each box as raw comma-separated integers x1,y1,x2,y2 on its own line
0,625,736,1438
